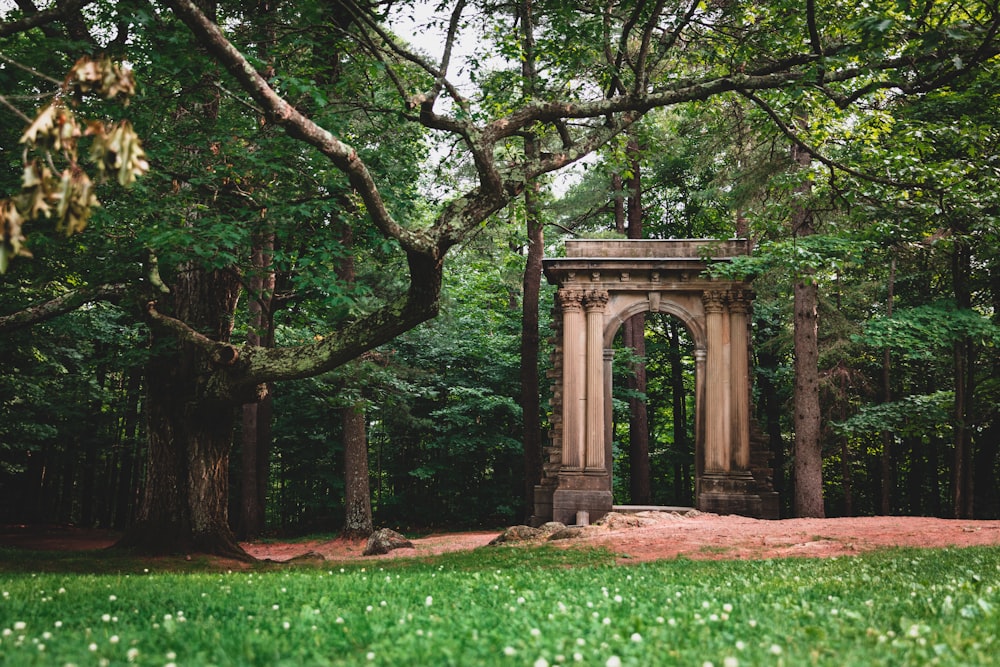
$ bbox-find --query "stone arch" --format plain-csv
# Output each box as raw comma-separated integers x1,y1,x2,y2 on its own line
603,294,706,351
531,240,778,526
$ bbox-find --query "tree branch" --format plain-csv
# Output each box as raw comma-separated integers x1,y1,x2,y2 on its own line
144,301,240,366
160,0,431,256
736,89,936,191
0,283,126,333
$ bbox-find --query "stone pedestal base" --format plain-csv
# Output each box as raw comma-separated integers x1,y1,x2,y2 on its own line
698,471,771,518
530,485,556,527
552,473,613,525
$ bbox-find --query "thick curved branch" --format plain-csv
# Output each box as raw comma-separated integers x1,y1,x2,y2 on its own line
233,251,442,389
0,283,126,333
144,301,240,366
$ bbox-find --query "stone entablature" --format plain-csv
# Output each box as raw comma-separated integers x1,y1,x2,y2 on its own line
534,239,778,525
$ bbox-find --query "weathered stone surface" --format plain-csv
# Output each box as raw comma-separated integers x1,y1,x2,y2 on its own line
547,525,587,541
363,528,414,556
489,525,543,545
539,521,567,535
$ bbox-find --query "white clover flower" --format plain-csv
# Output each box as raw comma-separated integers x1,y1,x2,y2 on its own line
425,596,433,607
724,657,739,667
88,642,98,652
503,645,517,656
534,658,549,667
166,651,177,660
735,640,746,650
126,647,139,662
606,657,622,667
518,596,526,604
283,622,291,630
109,595,117,602
109,635,119,644
723,603,733,613
13,621,26,631
101,614,111,623
574,653,583,662
702,662,714,667
37,643,46,652
769,644,782,655
531,628,541,637
54,621,63,628
272,604,280,611
366,652,375,661
602,617,611,626
630,632,643,642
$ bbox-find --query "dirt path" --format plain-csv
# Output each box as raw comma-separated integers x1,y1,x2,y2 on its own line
5,513,1000,564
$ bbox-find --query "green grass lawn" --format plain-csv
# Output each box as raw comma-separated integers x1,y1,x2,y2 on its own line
1,544,998,666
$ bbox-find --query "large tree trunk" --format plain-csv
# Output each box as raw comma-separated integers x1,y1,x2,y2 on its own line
117,266,251,559
342,401,373,538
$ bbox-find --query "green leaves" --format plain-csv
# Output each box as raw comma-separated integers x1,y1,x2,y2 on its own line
856,301,1000,359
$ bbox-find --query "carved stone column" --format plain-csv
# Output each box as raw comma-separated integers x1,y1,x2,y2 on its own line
703,290,729,473
694,347,707,498
728,289,753,471
584,290,609,472
604,348,615,477
558,289,586,471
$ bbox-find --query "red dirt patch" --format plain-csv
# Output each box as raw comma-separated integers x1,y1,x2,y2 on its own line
4,515,1000,565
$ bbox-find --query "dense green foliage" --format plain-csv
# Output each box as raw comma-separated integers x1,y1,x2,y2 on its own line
2,0,1000,541
1,546,999,665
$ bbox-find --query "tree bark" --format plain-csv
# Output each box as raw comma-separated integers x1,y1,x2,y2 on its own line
342,401,373,538
879,255,895,515
117,266,251,559
624,136,651,505
952,232,974,519
238,229,275,540
518,0,544,519
790,129,824,518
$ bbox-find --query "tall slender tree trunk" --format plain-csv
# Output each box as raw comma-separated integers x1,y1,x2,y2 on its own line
518,0,544,518
624,137,650,505
238,230,275,540
342,401,373,538
669,319,690,504
952,234,975,518
880,255,896,515
790,131,824,518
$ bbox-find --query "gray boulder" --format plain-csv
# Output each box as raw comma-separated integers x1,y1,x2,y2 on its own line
363,528,414,556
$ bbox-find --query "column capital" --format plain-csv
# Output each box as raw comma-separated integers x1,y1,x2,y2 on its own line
557,288,585,312
727,288,755,313
703,289,726,313
583,289,609,312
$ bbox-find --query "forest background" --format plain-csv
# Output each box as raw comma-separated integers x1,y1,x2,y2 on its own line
1,0,1000,558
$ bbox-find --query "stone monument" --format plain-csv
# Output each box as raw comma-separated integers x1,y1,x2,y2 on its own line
532,239,778,525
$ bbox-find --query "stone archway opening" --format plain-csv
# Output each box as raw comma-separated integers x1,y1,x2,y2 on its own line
609,310,697,508
531,239,779,527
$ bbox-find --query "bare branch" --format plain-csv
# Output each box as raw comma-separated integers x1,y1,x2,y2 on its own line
0,0,94,38
736,89,935,191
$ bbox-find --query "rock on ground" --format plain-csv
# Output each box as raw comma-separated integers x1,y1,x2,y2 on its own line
363,528,414,556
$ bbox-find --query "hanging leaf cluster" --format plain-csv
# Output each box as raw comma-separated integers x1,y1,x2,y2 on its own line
0,56,148,273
